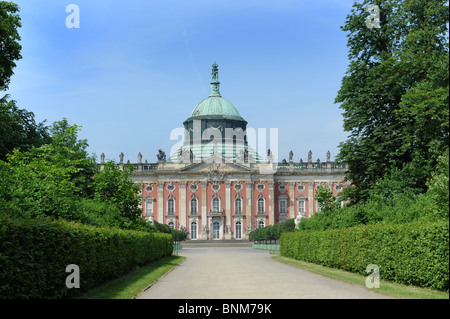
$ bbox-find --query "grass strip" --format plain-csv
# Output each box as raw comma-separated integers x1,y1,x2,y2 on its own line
272,255,449,299
78,255,186,299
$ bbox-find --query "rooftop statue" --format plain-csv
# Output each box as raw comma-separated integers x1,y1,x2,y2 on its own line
157,149,166,162
211,61,219,81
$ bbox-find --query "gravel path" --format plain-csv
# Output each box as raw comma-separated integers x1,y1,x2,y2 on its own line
136,246,392,299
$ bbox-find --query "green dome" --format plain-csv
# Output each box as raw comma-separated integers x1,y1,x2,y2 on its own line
188,96,246,122
186,62,246,123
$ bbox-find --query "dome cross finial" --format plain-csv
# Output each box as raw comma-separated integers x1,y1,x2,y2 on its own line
210,61,221,97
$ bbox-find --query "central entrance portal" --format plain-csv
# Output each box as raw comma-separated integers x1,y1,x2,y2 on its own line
212,222,220,240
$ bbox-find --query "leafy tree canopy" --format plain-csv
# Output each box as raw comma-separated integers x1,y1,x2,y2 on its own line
0,95,50,161
0,1,22,91
336,0,449,204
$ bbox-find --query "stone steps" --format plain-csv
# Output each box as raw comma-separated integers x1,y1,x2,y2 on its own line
179,239,252,247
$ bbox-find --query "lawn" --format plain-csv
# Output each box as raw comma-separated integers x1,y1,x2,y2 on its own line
77,255,185,299
272,255,449,299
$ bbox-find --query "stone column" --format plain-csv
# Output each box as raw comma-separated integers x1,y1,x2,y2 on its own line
289,182,295,220
201,180,208,239
180,181,187,231
225,180,231,240
157,182,164,223
245,181,252,237
268,181,274,226
308,182,314,218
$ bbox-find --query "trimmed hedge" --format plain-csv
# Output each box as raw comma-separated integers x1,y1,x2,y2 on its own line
280,220,449,291
0,214,173,299
249,219,295,242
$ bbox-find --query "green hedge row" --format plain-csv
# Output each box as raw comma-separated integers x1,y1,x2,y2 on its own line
153,221,187,242
249,219,295,242
280,220,449,291
0,214,173,299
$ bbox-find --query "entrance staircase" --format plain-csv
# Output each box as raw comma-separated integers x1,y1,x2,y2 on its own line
180,239,252,248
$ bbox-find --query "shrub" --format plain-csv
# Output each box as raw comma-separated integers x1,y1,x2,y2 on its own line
171,228,187,242
281,220,449,291
0,213,173,299
249,219,295,241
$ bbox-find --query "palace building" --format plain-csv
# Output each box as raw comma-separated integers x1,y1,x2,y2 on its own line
101,63,347,240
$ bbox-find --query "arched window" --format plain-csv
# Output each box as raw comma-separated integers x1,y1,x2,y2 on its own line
235,221,242,239
190,198,197,213
235,198,242,213
258,221,265,228
168,222,174,229
167,198,174,214
191,222,197,240
212,197,220,212
257,197,265,213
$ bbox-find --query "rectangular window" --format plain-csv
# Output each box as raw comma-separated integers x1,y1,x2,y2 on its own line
191,222,197,240
213,198,220,212
235,222,242,239
146,200,153,216
168,199,174,213
235,198,242,213
298,200,305,214
258,198,265,213
191,199,197,213
316,200,322,212
279,199,286,214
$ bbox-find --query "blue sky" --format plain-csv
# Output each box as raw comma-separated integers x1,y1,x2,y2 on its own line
7,0,355,164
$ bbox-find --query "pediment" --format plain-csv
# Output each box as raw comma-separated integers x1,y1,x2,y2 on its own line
179,157,253,174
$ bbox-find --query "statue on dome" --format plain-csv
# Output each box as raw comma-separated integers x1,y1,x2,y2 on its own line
212,62,219,81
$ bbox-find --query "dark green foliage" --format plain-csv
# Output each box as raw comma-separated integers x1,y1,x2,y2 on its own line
249,219,295,241
72,198,155,232
49,118,97,198
298,152,449,232
336,0,449,204
93,161,141,221
315,185,341,215
0,96,50,161
152,221,186,242
1,120,97,221
171,228,187,242
426,152,449,219
153,220,171,234
281,220,449,291
0,1,22,91
0,213,173,299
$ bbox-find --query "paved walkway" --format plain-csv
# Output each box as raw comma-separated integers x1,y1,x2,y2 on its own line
136,246,393,299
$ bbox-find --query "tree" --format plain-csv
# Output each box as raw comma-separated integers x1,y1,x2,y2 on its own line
0,1,22,91
0,95,50,161
2,145,79,220
93,161,142,223
0,119,97,220
315,185,341,215
49,118,97,197
426,151,449,218
336,0,449,204
0,3,50,160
